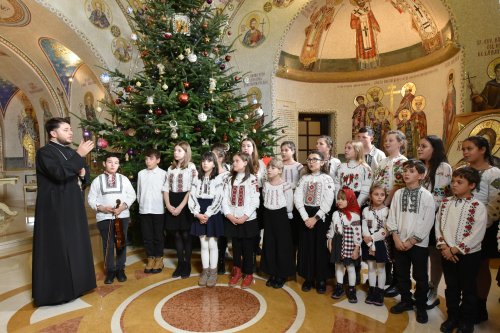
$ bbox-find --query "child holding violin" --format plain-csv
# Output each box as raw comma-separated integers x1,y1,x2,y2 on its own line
88,153,136,284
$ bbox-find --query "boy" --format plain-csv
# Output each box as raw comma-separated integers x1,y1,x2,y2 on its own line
137,149,167,274
357,126,386,171
435,167,486,333
386,159,435,324
88,153,136,284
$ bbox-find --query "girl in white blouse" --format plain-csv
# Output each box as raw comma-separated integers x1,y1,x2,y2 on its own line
294,150,335,294
223,152,260,289
261,159,295,289
189,152,224,287
335,140,372,207
316,135,341,180
162,142,198,279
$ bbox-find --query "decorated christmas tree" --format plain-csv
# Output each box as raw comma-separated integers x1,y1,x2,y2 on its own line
81,0,281,180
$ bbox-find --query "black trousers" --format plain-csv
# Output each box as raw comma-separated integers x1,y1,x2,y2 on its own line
394,245,429,310
97,218,129,273
442,251,481,324
232,237,254,275
140,213,164,257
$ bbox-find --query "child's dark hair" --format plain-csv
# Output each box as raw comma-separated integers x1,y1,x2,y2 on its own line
199,151,219,180
104,153,121,162
358,126,374,137
144,148,161,159
303,150,328,174
45,117,70,137
420,135,447,190
281,141,297,160
403,159,426,174
463,135,494,165
230,152,253,186
452,167,480,190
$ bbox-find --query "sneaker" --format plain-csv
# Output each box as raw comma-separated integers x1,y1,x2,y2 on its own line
198,268,209,287
301,280,313,292
416,309,428,324
440,317,459,333
104,271,115,284
206,268,218,288
426,283,440,309
241,274,253,289
372,287,385,306
228,266,242,286
347,286,357,303
266,276,276,287
144,257,155,273
331,283,345,299
151,257,164,274
365,286,375,304
116,269,127,282
384,284,400,297
390,301,414,314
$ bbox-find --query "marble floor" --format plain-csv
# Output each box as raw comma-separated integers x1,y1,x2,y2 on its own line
1,202,499,333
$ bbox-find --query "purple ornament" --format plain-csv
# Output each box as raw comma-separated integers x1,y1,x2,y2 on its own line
128,148,134,155
83,130,91,138
207,0,213,4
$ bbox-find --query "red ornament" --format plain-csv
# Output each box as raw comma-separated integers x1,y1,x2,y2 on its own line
213,47,219,53
225,55,231,62
115,98,122,105
202,51,208,57
194,124,202,132
228,117,234,123
140,50,148,58
163,32,173,39
219,64,226,70
227,31,232,36
183,82,190,89
234,76,241,81
125,85,134,93
178,92,189,105
97,137,109,149
202,22,208,29
155,108,162,116
223,133,228,142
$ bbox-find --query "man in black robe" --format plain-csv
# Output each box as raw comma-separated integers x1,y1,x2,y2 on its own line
32,117,96,307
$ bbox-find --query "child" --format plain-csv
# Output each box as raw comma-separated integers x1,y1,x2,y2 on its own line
417,135,452,309
357,127,386,171
335,140,372,207
373,130,408,296
137,149,167,274
223,152,260,289
328,188,361,303
261,159,295,289
461,135,500,323
88,153,136,284
435,167,487,333
294,150,335,294
361,184,390,306
162,141,198,279
189,152,224,287
386,159,435,324
316,135,341,180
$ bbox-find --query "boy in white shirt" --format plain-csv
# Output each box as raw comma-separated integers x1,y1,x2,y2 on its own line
357,126,386,171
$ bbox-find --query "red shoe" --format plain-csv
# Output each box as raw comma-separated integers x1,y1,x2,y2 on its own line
241,274,253,289
228,266,242,286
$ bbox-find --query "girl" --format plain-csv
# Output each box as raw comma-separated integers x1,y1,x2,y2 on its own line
212,143,231,275
189,152,224,287
372,130,407,297
417,135,452,309
316,135,341,180
335,140,372,207
461,136,500,323
223,153,260,289
361,185,390,306
162,142,197,279
261,159,295,288
328,188,362,303
294,150,335,294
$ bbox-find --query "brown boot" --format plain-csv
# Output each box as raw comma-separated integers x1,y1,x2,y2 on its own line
151,257,164,274
198,269,209,287
144,257,155,273
206,268,218,288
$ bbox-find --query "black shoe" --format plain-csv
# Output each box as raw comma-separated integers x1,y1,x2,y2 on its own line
474,299,488,324
347,286,358,303
384,284,400,297
372,287,384,306
273,277,286,289
181,262,191,279
440,317,459,333
266,276,276,287
104,271,115,284
457,322,474,333
116,269,127,282
172,262,183,278
302,280,313,292
390,301,414,314
331,283,345,299
416,309,428,324
316,280,326,294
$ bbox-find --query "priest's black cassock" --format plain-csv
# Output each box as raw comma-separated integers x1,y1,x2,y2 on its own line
32,141,96,307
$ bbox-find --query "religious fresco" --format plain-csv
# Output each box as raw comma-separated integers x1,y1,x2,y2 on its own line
82,92,97,121
469,57,500,112
17,93,40,168
442,69,456,146
84,0,112,29
0,0,31,27
273,0,295,9
408,95,427,158
112,37,132,62
350,0,381,70
351,94,367,138
40,98,53,143
127,0,145,16
0,78,19,117
239,11,269,48
39,38,82,98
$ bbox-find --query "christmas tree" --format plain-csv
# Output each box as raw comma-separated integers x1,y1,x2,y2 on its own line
80,0,282,181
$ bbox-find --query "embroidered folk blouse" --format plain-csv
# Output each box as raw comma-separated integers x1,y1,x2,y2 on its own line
335,161,373,206
325,156,341,181
373,155,408,191
386,186,435,247
422,162,452,212
327,211,362,245
435,196,487,255
188,176,224,217
471,166,500,228
282,162,304,190
294,172,335,222
222,173,260,220
362,206,389,247
262,181,294,215
162,162,198,193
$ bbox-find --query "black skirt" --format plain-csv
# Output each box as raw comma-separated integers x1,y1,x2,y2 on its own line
330,234,361,266
361,239,390,263
165,191,193,231
225,217,260,238
190,198,225,237
480,221,500,259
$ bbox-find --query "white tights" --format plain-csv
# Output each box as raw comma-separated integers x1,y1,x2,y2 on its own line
367,260,386,289
335,263,356,287
200,236,218,269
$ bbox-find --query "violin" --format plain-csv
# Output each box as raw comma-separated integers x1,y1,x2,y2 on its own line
114,199,126,251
